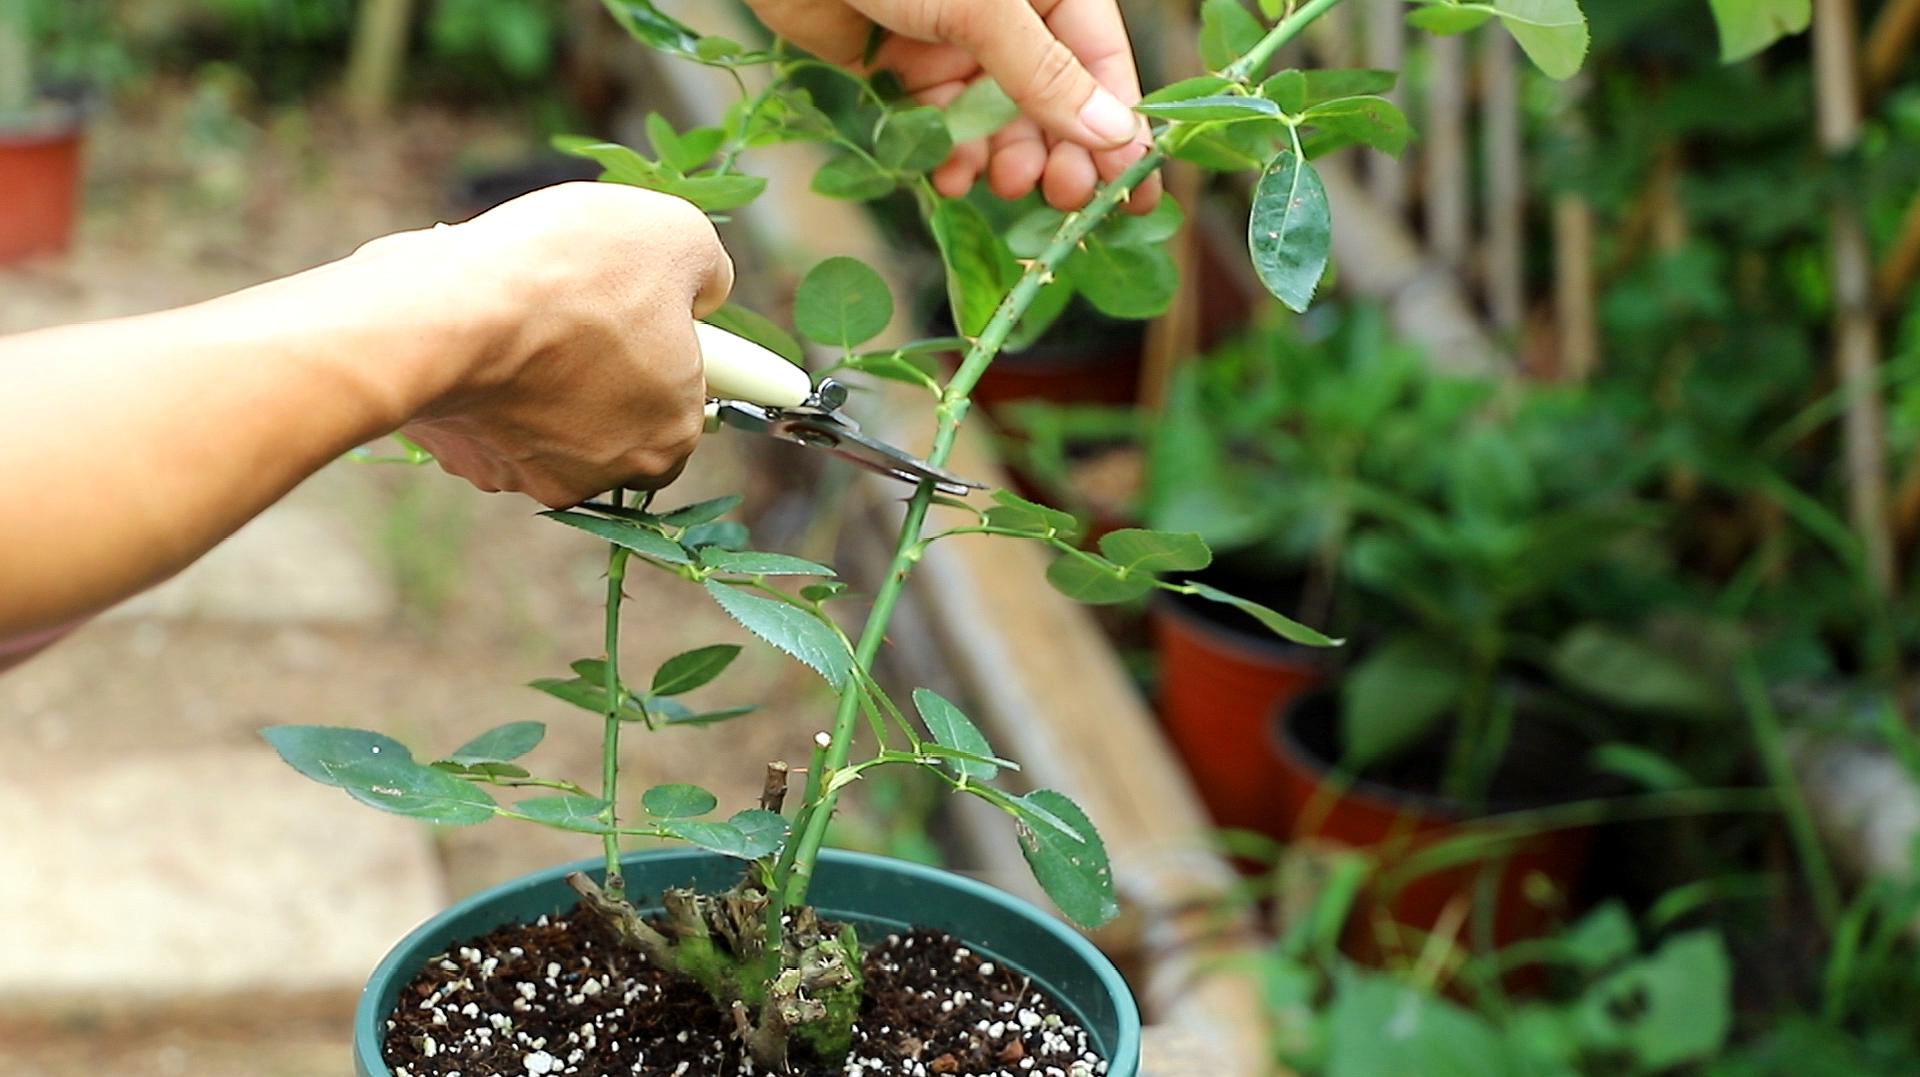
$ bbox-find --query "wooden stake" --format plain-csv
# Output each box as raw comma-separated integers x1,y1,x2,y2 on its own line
344,0,416,122
1366,0,1409,214
1482,31,1524,333
1553,194,1598,381
1813,0,1897,594
1866,0,1920,98
1875,188,1920,307
1425,32,1471,271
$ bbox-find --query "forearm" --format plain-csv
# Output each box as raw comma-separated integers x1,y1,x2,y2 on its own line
0,236,502,637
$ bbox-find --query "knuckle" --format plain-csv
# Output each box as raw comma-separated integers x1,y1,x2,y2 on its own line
1022,40,1083,108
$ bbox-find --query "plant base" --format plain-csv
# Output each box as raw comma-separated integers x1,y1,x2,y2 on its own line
355,850,1141,1076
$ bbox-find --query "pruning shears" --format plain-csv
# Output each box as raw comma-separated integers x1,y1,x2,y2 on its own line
696,323,983,497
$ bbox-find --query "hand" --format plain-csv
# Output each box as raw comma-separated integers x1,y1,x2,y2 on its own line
375,183,735,508
744,0,1160,212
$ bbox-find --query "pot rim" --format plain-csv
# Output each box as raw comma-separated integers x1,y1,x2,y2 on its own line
352,847,1141,1076
0,98,85,143
1153,588,1324,667
1270,688,1483,823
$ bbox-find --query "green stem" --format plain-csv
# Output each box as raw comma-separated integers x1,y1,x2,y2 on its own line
767,0,1351,931
1736,660,1843,929
601,488,632,901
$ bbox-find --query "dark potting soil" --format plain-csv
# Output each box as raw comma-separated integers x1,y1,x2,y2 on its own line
383,907,1110,1077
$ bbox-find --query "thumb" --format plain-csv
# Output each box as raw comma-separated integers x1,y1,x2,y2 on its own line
873,0,1138,149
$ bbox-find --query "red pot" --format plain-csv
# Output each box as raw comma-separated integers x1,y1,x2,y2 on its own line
1152,595,1324,836
0,108,84,264
964,323,1145,422
1271,694,1591,961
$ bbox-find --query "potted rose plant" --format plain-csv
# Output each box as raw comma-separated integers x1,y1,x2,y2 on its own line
0,0,85,263
263,1,1592,1073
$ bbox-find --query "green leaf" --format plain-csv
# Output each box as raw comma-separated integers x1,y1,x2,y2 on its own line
1006,205,1068,259
1577,931,1732,1069
516,795,613,833
874,106,953,173
1012,790,1117,929
1046,554,1154,605
843,351,940,388
945,79,1020,142
444,721,545,766
1140,75,1234,105
263,726,412,786
1248,150,1332,313
984,489,1083,540
703,579,852,687
540,510,692,564
725,808,791,859
553,136,665,186
602,0,699,56
1303,96,1412,156
1298,69,1400,107
665,172,767,212
1488,0,1589,80
650,644,742,696
1406,4,1493,34
1097,197,1186,248
802,581,851,603
1559,901,1637,972
262,726,499,827
913,688,999,781
1324,968,1508,1077
1008,274,1074,350
642,783,718,819
694,35,744,62
663,704,758,727
682,520,750,550
1165,120,1280,171
656,818,761,859
1550,625,1731,718
1340,634,1465,770
1710,0,1811,62
1183,582,1339,646
704,307,804,367
1066,238,1177,320
699,550,837,577
1097,528,1212,575
1199,0,1264,70
528,676,650,722
1590,742,1699,793
811,152,896,202
645,113,723,172
1260,70,1308,113
1134,95,1282,122
931,199,1020,337
794,256,893,349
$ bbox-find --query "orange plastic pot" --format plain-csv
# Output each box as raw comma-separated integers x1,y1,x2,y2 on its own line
0,108,84,264
1271,693,1591,960
1152,594,1324,836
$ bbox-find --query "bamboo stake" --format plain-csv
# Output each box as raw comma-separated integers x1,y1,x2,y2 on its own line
1138,0,1210,410
1553,194,1598,380
344,0,415,122
1425,32,1471,271
1365,0,1408,213
1481,31,1524,333
1876,188,1920,307
1813,0,1897,594
1866,0,1920,98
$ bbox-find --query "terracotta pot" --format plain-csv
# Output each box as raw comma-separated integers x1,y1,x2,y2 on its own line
1271,691,1593,960
0,106,84,264
965,316,1145,420
1151,591,1325,836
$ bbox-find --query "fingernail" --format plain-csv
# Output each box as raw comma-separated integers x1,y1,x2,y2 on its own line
1079,88,1137,146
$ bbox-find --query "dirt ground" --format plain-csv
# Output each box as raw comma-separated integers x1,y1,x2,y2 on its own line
0,94,849,1075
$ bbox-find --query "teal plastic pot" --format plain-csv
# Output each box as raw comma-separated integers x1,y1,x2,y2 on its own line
353,848,1141,1076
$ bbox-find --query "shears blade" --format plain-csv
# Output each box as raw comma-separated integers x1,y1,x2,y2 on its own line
708,378,984,497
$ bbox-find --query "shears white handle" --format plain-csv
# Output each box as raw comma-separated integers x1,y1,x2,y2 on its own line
697,323,812,430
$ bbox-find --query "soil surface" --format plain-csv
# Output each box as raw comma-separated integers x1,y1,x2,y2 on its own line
383,908,1109,1077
